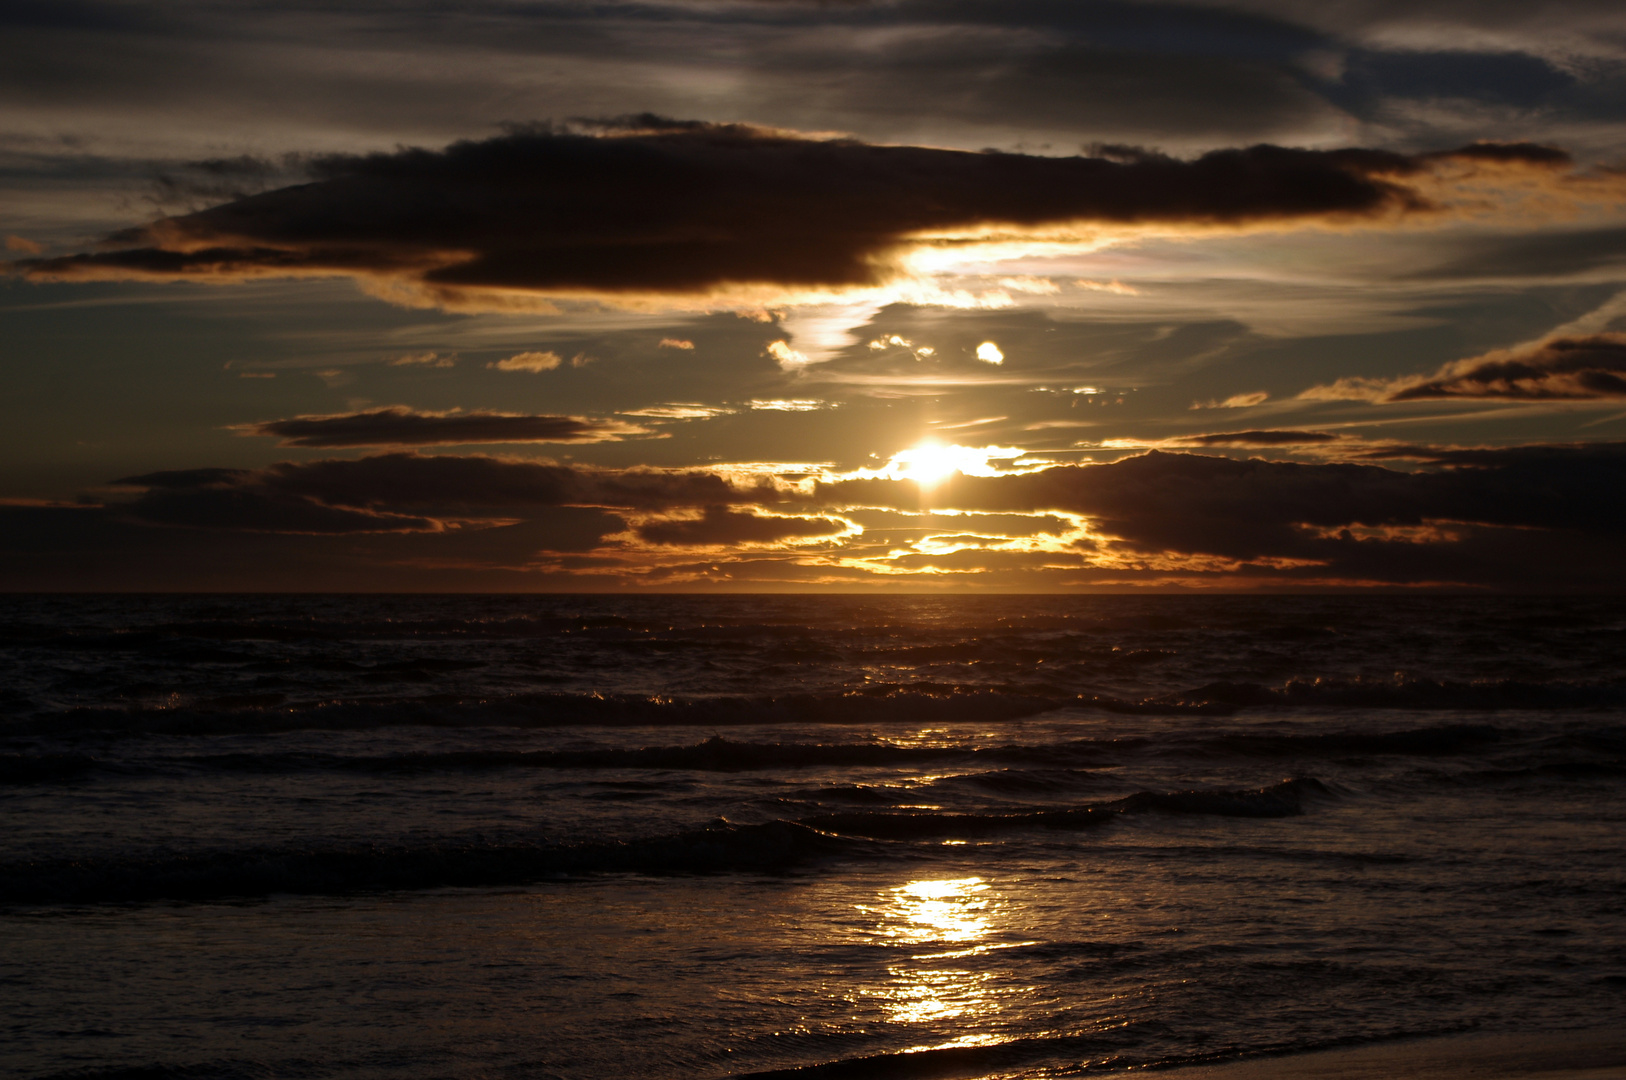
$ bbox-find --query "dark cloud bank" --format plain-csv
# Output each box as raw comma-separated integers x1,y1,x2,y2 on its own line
12,121,1574,305
827,443,1624,544
112,454,783,532
3,443,1621,590
245,408,635,448
821,444,1626,588
635,506,848,547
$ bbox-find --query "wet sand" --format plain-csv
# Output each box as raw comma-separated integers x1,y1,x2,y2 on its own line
1161,1029,1626,1080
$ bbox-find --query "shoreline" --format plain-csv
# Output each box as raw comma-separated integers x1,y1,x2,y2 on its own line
1153,1028,1626,1080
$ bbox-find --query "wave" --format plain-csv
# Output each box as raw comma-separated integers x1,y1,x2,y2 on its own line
1186,723,1507,758
2,688,1068,736
10,721,1623,786
6,615,662,647
10,671,1623,740
730,1023,1491,1080
0,752,106,784
0,779,1326,905
733,1033,1140,1080
800,778,1326,840
0,818,867,906
195,737,971,776
26,1064,289,1080
1461,761,1626,783
1174,677,1626,711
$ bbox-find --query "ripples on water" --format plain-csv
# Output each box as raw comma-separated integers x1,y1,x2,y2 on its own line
1,595,1623,1079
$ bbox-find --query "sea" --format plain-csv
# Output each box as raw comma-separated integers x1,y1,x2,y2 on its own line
1,593,1623,1080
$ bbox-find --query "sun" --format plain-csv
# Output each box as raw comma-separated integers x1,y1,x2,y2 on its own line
880,442,1025,485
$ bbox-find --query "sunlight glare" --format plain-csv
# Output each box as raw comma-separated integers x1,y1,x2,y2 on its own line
879,442,1026,485
857,876,1022,1029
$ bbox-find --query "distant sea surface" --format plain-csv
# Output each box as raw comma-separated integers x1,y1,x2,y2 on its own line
2,594,1623,1079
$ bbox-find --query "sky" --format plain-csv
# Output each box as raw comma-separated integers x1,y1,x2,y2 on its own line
3,0,1626,592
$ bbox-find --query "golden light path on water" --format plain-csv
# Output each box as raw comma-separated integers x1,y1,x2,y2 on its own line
857,876,1039,1052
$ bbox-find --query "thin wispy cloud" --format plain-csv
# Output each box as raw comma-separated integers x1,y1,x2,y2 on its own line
1304,333,1626,402
489,351,562,373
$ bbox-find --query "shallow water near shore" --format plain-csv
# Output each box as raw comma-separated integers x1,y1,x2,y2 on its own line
2,594,1623,1079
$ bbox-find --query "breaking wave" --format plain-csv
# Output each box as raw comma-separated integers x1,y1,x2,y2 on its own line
8,724,1625,786
10,675,1624,740
0,779,1325,905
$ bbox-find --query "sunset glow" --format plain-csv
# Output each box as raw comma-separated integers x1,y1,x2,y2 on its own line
7,5,1626,1079
1,0,1623,596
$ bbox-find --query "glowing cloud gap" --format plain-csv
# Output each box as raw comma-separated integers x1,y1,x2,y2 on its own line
632,507,854,547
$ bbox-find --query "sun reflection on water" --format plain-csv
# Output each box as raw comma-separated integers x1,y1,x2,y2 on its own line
886,877,990,948
860,876,1030,1033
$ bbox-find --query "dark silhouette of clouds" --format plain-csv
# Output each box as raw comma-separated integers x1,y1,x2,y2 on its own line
635,506,847,546
13,122,1574,307
93,443,1626,588
244,407,639,447
818,444,1626,582
0,502,626,591
117,483,443,535
114,453,790,533
1306,333,1626,401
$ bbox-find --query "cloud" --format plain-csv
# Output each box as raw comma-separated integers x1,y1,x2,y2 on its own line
490,351,562,373
1193,391,1270,409
767,340,807,367
11,122,1591,310
239,407,641,448
1303,333,1626,401
124,444,1625,554
621,403,731,420
816,444,1626,582
111,469,444,535
659,338,695,350
31,441,1626,587
1178,430,1343,446
749,399,827,412
1075,278,1138,295
634,506,849,546
0,502,629,591
390,351,455,367
112,453,791,533
867,334,936,360
976,342,1005,364
5,235,42,254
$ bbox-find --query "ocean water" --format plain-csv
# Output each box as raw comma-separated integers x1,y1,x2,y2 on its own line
1,594,1623,1080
